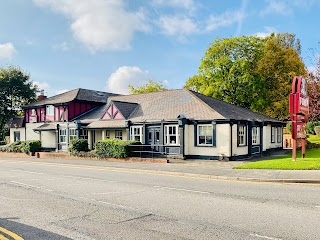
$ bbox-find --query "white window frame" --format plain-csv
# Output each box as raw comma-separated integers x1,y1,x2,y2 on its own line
238,125,246,146
106,130,110,139
165,125,179,145
271,127,276,143
46,105,54,116
130,126,143,143
79,129,88,139
197,125,213,146
277,127,282,143
115,130,122,140
252,126,260,145
69,128,77,142
59,129,67,143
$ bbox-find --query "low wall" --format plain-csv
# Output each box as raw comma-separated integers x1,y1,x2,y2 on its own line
0,152,168,163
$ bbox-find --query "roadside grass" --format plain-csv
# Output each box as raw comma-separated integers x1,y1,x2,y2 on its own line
234,148,320,170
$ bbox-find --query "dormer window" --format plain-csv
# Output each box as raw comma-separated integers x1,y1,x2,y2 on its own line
46,105,54,115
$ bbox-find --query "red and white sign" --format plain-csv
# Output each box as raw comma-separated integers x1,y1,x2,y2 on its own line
289,76,309,160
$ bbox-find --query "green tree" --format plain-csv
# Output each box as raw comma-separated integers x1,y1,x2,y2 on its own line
256,36,306,119
185,33,306,120
129,80,167,94
185,36,265,109
0,66,37,140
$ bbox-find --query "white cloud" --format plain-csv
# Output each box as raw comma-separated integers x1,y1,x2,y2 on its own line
0,43,16,60
260,1,290,16
254,26,277,38
52,41,69,51
158,16,198,36
33,81,49,90
152,0,196,10
205,10,246,32
261,0,319,16
106,66,150,94
205,11,246,32
33,0,149,52
56,89,69,95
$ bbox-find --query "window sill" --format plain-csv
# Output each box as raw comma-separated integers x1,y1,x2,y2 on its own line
237,144,247,147
196,145,216,147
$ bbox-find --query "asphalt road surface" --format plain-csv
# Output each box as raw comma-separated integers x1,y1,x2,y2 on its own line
0,158,319,240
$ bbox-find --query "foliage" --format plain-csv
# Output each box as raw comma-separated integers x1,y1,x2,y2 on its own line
0,141,6,146
0,66,38,140
22,140,41,153
0,141,25,153
234,148,320,170
256,35,306,119
308,134,320,144
95,139,137,158
185,33,306,120
68,139,89,153
307,73,320,122
286,122,292,133
69,150,97,158
315,126,320,136
306,122,320,135
129,80,167,94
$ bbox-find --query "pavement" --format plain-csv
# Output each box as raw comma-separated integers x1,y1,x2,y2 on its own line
5,149,319,184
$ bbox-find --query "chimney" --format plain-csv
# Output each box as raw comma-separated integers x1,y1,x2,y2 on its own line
37,89,47,101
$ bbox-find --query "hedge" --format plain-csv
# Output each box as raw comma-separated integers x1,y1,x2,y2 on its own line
22,140,41,153
315,126,320,136
95,139,138,158
0,140,41,153
68,139,89,153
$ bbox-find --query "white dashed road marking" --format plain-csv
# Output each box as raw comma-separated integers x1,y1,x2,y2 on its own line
10,181,53,192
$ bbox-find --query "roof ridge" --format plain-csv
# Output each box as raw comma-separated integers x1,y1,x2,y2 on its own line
184,89,226,119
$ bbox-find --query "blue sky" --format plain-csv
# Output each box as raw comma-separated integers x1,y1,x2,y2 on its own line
0,0,319,96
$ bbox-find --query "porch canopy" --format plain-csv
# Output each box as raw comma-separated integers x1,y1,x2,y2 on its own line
85,120,127,130
33,124,57,132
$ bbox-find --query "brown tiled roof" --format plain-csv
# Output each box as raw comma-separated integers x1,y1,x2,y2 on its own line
191,91,282,122
86,120,127,129
24,88,118,108
106,89,225,121
33,123,57,131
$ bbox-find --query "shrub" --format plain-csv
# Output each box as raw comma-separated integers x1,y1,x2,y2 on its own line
286,122,291,134
315,126,320,136
68,139,89,153
0,141,6,146
306,122,320,135
0,141,25,153
70,150,97,158
95,139,137,158
22,140,41,153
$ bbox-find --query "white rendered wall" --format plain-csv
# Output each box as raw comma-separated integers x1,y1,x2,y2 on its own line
9,127,26,143
185,124,231,157
232,124,249,157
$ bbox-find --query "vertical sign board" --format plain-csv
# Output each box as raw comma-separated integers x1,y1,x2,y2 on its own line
289,76,309,160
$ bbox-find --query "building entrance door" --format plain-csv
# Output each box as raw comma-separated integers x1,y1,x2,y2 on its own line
147,127,161,152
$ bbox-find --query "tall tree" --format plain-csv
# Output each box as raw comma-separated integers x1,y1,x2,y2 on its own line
307,71,320,122
129,80,167,94
185,36,265,109
185,33,306,120
0,66,37,140
256,35,306,119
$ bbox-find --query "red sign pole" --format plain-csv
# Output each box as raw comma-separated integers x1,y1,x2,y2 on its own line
289,76,309,161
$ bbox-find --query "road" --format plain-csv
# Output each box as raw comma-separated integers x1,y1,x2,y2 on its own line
0,158,319,240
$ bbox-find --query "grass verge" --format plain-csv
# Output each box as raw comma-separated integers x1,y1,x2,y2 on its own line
234,148,320,170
